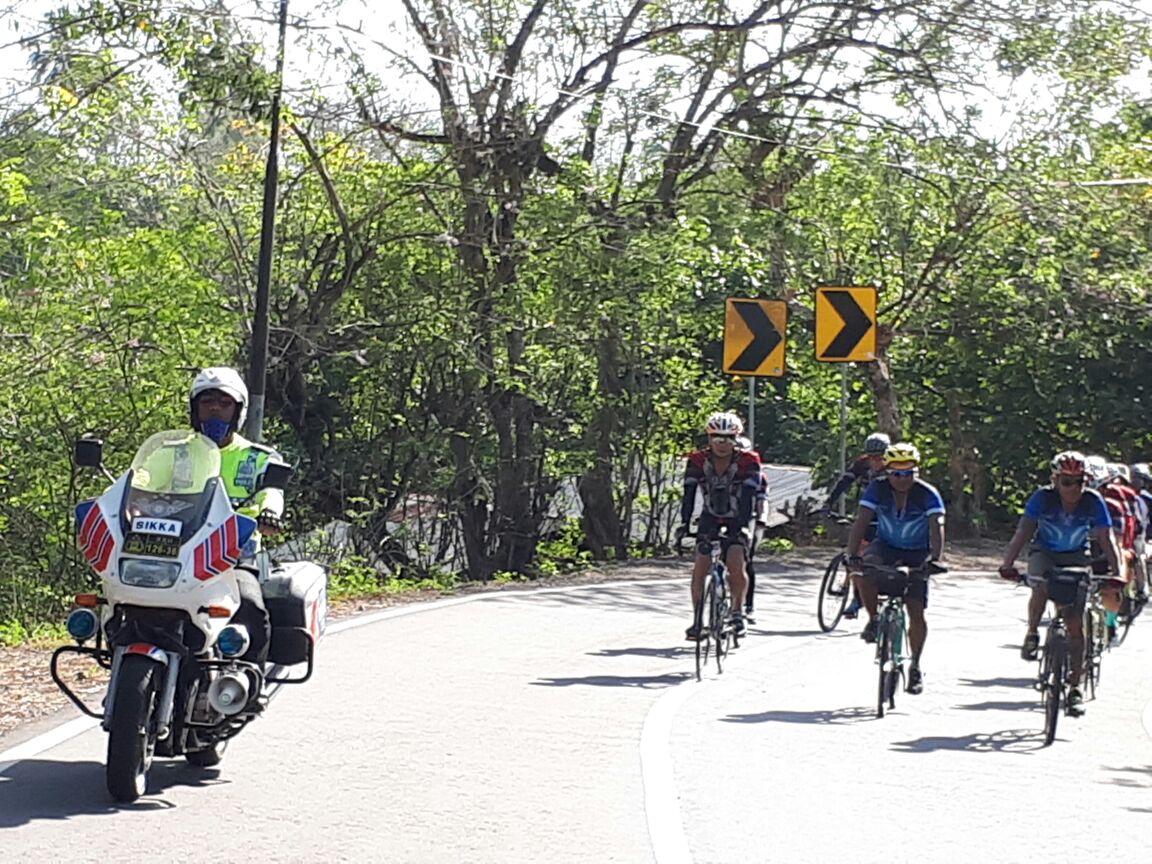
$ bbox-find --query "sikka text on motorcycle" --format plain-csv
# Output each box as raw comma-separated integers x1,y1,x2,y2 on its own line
53,429,327,803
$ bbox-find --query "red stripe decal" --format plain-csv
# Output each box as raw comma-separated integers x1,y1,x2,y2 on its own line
93,531,116,572
79,504,102,549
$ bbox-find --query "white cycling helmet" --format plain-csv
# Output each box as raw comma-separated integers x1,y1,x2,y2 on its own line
863,432,891,455
1084,455,1109,488
1108,462,1131,484
705,411,744,437
190,366,249,432
1131,463,1152,483
735,436,752,450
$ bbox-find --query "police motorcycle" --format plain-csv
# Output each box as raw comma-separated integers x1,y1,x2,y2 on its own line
53,430,327,803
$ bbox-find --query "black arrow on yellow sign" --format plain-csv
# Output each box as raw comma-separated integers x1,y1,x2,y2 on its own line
822,290,873,358
815,287,877,362
723,299,786,376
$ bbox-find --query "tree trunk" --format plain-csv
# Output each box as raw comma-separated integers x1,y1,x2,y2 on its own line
579,317,627,560
863,325,902,439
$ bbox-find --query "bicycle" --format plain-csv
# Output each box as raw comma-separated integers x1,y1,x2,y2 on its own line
1002,566,1089,746
816,516,866,633
1082,576,1110,701
678,530,740,681
858,560,945,718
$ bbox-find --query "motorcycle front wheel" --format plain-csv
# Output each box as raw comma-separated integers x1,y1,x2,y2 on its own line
106,655,160,803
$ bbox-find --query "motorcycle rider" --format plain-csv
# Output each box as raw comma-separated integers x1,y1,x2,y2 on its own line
189,367,285,666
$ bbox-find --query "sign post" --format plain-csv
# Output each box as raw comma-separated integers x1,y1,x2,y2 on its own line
723,298,787,450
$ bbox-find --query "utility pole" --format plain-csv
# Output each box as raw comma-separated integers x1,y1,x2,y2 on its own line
246,0,289,442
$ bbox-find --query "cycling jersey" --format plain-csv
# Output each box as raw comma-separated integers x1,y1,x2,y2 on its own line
828,454,883,508
680,448,762,527
1023,487,1112,553
1100,483,1139,550
859,477,945,550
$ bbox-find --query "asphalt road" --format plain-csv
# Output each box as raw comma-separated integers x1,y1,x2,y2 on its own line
2,559,1150,863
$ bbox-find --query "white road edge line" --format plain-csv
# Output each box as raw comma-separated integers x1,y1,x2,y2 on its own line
0,578,665,769
1143,696,1152,740
639,635,812,864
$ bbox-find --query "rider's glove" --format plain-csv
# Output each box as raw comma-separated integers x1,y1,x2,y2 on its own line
998,564,1020,581
258,510,282,532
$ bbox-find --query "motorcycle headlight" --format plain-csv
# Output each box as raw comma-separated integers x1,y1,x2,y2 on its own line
120,559,181,588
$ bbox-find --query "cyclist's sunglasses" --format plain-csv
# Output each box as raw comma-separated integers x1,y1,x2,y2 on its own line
1058,476,1085,487
888,468,917,477
710,435,735,444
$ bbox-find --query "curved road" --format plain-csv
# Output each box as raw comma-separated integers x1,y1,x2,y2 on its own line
2,559,1150,863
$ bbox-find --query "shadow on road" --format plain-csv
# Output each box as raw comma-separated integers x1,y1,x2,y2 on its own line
721,706,874,725
747,628,824,638
957,676,1037,689
954,700,1038,712
531,672,692,689
587,646,690,660
0,757,227,826
1101,765,1152,789
890,728,1044,754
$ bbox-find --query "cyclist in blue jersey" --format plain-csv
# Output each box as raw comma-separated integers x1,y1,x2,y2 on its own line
845,442,945,695
998,450,1121,717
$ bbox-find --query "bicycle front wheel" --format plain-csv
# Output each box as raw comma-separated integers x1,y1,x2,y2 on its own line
876,613,892,719
1043,630,1066,746
713,571,731,673
1083,607,1100,700
817,553,851,632
695,585,712,682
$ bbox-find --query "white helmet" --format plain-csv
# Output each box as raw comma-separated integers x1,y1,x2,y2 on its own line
705,411,743,437
1084,455,1109,488
735,436,752,450
190,367,249,431
1108,462,1131,484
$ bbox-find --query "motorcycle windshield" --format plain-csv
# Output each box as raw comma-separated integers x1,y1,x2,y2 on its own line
124,431,221,540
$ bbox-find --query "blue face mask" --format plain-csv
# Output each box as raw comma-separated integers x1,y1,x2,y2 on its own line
198,418,232,445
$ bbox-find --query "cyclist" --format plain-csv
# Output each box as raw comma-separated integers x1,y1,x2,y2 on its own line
825,432,890,512
736,435,770,624
844,442,945,695
824,432,889,619
678,412,762,640
998,451,1120,717
1128,463,1152,537
1104,462,1149,611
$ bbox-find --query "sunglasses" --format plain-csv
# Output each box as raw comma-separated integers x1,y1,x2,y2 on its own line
1058,477,1085,487
710,435,735,444
888,468,916,477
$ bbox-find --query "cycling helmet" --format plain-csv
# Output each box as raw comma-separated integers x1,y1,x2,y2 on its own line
1131,463,1152,483
1049,450,1086,478
1084,455,1109,488
190,366,248,440
735,436,752,451
863,432,891,455
1108,462,1130,483
705,411,744,437
884,442,920,466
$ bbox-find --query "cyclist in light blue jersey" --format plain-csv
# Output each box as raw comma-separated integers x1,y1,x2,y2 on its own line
845,442,945,695
998,450,1121,717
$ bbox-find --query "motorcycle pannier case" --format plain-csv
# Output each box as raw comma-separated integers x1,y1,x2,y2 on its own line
263,561,328,666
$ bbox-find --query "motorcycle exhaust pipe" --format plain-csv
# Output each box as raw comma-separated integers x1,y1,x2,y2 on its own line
207,671,250,716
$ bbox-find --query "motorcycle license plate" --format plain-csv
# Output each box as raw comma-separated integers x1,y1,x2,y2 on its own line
122,532,181,558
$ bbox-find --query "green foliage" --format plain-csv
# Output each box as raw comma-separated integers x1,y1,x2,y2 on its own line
534,518,594,577
2,0,1152,632
760,537,796,555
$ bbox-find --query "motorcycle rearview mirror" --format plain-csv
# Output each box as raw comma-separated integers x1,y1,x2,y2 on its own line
74,437,104,468
257,460,293,492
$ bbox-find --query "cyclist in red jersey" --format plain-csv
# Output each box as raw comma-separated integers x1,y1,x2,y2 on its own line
678,412,762,640
1085,456,1137,616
